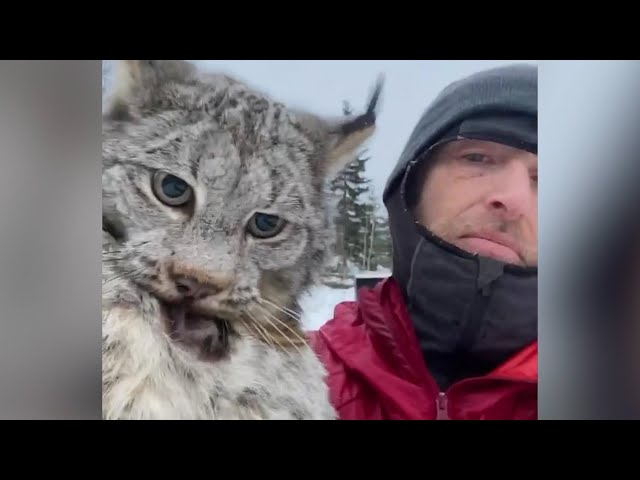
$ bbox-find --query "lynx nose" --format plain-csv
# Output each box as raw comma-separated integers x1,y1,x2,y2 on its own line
170,267,233,300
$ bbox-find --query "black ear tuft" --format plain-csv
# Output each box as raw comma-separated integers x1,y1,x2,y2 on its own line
367,73,385,115
321,73,385,177
336,73,384,137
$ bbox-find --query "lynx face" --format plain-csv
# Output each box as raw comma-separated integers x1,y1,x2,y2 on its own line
102,61,380,360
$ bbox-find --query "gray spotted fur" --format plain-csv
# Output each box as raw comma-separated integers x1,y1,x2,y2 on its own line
102,60,381,419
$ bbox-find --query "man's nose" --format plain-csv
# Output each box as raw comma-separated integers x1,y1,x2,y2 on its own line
485,162,536,220
170,263,233,300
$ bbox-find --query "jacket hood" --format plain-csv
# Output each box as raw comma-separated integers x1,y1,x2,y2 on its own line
383,64,538,389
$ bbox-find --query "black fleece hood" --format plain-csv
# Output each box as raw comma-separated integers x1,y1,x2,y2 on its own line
383,64,538,390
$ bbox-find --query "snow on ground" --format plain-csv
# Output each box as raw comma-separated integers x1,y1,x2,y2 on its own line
356,267,392,278
299,267,391,331
299,285,355,331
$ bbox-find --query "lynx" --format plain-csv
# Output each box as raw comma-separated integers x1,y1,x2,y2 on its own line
102,60,382,419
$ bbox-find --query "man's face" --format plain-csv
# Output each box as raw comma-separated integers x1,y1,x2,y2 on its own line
415,138,538,267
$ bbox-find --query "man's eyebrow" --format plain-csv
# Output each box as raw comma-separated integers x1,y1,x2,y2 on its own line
452,144,493,153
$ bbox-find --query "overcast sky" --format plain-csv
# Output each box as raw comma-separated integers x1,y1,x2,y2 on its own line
104,60,538,205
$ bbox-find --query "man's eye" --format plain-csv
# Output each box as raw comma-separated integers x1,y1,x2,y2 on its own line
462,153,490,163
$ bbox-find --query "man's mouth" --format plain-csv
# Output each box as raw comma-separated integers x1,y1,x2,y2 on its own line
158,299,231,361
457,230,523,265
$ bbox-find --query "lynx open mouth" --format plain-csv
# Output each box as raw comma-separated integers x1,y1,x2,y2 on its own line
159,300,231,361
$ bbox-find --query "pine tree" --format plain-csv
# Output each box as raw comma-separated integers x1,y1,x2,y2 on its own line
360,192,376,271
327,100,371,277
371,208,393,270
359,189,393,271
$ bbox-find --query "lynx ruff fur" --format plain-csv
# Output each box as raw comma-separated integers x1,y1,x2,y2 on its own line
102,60,383,420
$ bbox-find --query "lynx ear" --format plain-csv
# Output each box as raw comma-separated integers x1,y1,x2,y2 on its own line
104,60,196,120
322,74,384,178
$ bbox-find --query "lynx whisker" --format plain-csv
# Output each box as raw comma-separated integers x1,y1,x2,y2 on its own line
256,302,307,348
236,316,253,337
258,297,302,322
102,267,145,287
250,303,304,355
102,251,125,261
244,310,278,351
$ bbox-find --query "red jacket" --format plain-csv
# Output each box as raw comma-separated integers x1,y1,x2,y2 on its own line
307,277,537,420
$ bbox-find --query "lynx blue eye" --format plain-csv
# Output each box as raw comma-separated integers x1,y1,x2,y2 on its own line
247,212,286,239
152,170,193,207
255,213,279,231
163,176,188,197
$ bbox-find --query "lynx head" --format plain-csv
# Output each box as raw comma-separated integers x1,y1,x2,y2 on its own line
102,60,382,359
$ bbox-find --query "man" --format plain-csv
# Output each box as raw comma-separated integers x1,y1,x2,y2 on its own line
308,64,538,420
